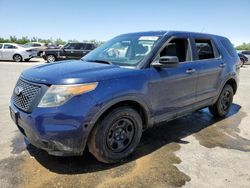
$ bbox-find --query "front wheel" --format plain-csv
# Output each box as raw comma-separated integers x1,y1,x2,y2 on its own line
88,107,143,163
46,55,56,63
209,84,234,118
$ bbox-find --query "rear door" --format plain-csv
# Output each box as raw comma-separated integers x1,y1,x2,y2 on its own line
191,37,224,106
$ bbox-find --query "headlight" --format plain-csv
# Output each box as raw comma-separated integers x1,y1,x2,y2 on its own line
38,82,98,107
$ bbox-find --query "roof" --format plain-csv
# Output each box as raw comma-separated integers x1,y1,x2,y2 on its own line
118,30,226,39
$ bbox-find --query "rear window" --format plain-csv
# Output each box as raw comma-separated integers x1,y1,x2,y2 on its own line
220,38,237,57
194,39,215,60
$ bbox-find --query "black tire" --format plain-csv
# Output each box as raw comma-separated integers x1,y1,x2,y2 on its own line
24,58,30,62
88,107,143,163
209,84,234,118
13,54,22,62
46,54,56,63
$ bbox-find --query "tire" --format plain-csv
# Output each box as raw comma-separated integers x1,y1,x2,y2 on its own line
13,54,22,62
88,107,143,163
24,58,30,62
46,55,56,63
209,84,234,118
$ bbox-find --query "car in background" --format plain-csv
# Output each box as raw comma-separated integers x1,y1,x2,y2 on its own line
0,43,35,62
240,51,250,64
47,44,60,49
23,42,47,57
238,53,248,66
42,42,96,63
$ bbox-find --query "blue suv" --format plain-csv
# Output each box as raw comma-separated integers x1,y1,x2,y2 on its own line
10,31,240,163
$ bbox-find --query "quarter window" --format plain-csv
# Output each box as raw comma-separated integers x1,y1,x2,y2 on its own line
194,39,215,60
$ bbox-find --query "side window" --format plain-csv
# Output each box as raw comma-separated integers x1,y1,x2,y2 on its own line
85,44,94,50
75,43,85,50
0,44,2,49
195,39,215,60
160,38,191,62
242,51,250,55
64,43,76,49
4,44,17,49
33,43,41,47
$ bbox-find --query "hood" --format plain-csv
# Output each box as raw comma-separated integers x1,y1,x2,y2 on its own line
21,60,137,85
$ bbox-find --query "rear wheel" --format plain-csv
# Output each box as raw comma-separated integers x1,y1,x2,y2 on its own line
46,55,56,63
240,58,245,67
88,107,142,163
209,84,234,118
13,54,22,62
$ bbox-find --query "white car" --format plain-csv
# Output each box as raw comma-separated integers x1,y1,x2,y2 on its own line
0,43,36,62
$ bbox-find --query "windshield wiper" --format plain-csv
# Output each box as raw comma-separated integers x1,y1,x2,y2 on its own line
84,59,113,65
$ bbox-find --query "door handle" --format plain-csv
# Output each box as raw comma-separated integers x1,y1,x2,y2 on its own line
186,68,196,74
219,63,226,68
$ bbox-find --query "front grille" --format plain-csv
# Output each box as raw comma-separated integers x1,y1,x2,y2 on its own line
12,78,41,112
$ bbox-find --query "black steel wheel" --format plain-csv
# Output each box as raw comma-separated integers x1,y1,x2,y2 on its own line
209,84,234,118
88,107,142,163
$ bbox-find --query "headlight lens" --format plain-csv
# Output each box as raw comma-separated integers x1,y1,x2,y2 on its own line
38,82,98,107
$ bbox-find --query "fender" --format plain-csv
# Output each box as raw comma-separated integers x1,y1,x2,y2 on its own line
89,95,154,129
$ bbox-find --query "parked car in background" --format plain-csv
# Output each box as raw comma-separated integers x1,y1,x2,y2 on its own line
238,53,248,66
42,42,96,63
240,51,250,64
10,31,240,163
23,42,47,57
0,43,36,62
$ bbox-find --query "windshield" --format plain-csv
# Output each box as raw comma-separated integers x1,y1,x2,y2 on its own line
82,35,161,66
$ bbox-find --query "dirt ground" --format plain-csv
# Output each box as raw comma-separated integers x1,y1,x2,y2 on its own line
0,59,250,188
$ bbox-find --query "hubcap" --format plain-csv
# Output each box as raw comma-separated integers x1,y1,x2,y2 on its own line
106,118,135,153
220,90,231,112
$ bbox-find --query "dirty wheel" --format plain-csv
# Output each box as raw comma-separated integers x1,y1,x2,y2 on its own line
88,107,142,163
209,84,233,118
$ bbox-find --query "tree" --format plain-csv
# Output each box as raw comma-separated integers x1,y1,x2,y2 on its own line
236,43,250,50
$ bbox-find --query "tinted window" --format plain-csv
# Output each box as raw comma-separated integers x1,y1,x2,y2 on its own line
64,43,77,49
85,44,95,50
220,38,237,57
0,44,2,49
195,39,215,60
4,44,17,49
242,51,250,55
33,43,41,47
160,38,191,62
75,43,85,50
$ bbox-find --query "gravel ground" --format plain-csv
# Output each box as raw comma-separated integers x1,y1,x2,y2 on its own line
0,59,250,188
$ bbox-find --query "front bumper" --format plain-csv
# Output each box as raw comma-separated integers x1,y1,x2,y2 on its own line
10,93,98,156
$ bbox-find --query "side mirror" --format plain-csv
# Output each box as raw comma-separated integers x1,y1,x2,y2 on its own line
152,56,179,68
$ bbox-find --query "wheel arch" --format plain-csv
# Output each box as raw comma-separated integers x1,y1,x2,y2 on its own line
89,97,153,131
224,78,237,94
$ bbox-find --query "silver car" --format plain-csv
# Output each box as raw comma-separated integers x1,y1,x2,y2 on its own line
0,43,36,62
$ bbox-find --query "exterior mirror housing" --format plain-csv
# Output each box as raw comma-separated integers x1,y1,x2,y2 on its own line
152,56,179,68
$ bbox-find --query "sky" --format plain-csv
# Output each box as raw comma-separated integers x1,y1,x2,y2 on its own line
0,0,249,45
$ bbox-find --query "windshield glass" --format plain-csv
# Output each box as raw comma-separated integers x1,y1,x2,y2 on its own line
82,35,161,66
